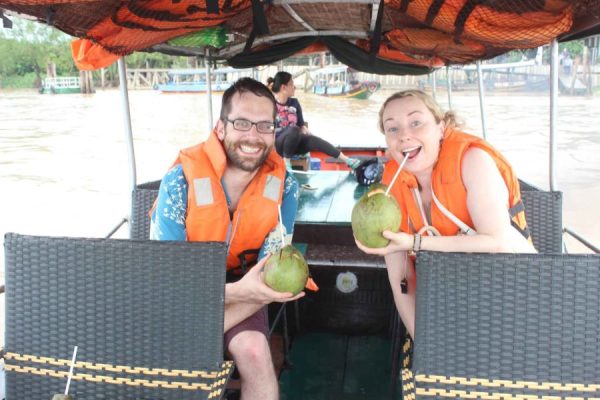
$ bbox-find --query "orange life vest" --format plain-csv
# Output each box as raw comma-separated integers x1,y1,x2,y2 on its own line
177,130,286,270
382,129,530,240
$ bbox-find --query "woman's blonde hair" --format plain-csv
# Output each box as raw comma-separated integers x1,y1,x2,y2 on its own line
377,89,462,133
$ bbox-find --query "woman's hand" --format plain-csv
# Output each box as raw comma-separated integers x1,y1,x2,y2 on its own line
226,254,305,305
355,230,413,256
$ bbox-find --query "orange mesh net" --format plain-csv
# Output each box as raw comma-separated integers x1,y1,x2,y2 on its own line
355,39,445,67
384,0,573,48
85,0,251,54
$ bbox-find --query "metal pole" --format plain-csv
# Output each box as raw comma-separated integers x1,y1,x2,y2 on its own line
446,66,453,110
431,69,437,102
204,50,214,131
476,60,488,139
550,39,558,191
117,57,137,199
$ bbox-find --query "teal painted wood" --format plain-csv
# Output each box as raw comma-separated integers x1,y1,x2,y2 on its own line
279,333,401,399
295,171,366,225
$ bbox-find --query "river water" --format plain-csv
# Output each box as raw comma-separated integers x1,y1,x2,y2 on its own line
1,88,598,268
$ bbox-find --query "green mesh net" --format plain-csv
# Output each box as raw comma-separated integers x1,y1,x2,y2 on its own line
169,27,228,49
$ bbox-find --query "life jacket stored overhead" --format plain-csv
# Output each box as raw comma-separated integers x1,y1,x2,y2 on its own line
385,27,486,64
71,0,252,69
178,130,286,270
382,129,531,241
385,0,573,48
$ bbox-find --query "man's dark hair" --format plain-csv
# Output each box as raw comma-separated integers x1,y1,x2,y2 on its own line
220,77,277,121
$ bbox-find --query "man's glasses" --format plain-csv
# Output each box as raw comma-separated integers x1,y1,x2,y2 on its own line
226,118,275,134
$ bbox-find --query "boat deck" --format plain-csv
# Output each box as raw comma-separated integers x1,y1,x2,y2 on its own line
280,171,400,399
279,332,401,400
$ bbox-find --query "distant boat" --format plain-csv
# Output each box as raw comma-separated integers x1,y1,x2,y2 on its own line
156,67,253,93
39,76,81,94
311,66,380,99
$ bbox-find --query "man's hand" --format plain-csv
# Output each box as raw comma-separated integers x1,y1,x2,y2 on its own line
226,254,305,305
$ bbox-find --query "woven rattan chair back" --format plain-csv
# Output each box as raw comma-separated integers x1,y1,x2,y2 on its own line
404,251,600,399
520,189,562,253
130,180,161,240
4,233,232,399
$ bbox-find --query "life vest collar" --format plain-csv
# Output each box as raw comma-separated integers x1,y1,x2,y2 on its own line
204,129,228,178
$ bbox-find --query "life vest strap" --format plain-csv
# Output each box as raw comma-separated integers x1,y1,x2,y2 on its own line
508,200,532,240
431,189,477,236
425,0,445,26
227,248,261,278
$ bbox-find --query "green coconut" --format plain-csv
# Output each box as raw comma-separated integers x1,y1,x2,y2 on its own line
351,186,402,248
264,245,309,295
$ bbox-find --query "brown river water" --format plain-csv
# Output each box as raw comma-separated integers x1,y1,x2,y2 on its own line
0,87,598,344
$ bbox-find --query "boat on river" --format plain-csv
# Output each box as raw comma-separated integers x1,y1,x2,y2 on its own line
311,65,380,99
0,1,599,399
156,67,253,93
39,76,81,94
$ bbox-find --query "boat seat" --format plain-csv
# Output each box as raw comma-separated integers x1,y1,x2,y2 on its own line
390,185,563,398
3,233,232,400
519,184,563,253
403,251,600,399
130,179,161,240
130,181,294,381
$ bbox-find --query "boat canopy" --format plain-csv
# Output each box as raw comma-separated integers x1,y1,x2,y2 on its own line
0,1,598,74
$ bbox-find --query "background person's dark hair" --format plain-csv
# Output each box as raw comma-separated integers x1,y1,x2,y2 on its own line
220,77,277,121
269,71,292,93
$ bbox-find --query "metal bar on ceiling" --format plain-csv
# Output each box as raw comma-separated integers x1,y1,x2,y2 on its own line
369,1,379,32
215,30,368,57
282,3,316,32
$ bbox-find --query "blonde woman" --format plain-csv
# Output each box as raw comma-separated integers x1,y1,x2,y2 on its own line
356,90,536,338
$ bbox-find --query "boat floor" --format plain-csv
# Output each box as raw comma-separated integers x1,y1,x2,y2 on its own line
279,332,401,400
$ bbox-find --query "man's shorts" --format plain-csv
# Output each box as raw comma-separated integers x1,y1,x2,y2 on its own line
224,306,269,350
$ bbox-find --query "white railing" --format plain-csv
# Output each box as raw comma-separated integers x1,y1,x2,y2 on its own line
42,76,80,89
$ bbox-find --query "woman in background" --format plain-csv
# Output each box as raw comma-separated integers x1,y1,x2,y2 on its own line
268,71,361,170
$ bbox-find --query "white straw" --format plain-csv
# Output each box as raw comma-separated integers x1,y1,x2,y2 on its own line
385,156,409,196
64,345,78,395
277,204,285,247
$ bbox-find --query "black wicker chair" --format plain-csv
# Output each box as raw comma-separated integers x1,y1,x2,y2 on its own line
390,185,564,398
520,189,563,253
130,180,293,385
4,233,233,400
130,180,161,240
403,251,600,399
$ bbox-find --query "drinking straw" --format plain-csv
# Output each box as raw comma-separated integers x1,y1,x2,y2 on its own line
385,156,409,196
64,345,78,395
278,204,285,247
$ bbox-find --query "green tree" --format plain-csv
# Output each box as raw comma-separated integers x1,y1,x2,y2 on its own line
0,16,73,87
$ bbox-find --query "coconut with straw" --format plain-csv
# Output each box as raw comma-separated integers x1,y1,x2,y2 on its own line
263,205,309,295
351,157,407,248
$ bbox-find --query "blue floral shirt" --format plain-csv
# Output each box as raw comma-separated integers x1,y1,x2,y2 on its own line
150,164,299,259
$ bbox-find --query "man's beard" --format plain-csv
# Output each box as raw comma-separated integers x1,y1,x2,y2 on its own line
222,129,271,172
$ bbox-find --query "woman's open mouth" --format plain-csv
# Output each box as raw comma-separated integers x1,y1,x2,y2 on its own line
402,146,422,160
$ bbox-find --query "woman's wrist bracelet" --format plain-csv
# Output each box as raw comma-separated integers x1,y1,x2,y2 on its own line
412,233,422,253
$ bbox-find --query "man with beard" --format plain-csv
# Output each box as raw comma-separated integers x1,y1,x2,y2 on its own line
150,78,300,400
